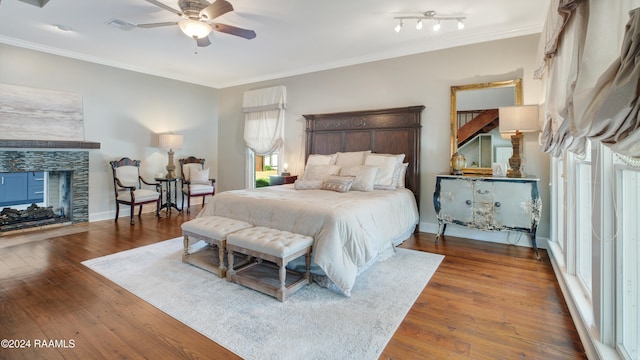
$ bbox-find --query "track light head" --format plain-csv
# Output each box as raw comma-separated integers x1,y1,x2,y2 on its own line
394,20,403,32
457,19,465,29
432,21,441,31
416,19,423,30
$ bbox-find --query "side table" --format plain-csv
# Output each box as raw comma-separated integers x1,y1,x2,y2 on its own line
155,177,182,214
269,175,298,186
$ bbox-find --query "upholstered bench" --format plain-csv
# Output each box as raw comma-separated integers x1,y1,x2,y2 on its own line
181,215,253,278
226,226,313,302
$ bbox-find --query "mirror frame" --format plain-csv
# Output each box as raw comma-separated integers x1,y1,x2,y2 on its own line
450,78,523,175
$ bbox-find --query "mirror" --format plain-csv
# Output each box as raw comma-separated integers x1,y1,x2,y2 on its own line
450,79,523,175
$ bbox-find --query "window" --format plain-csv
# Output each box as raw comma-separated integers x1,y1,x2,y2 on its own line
550,142,640,359
616,162,640,359
254,153,278,188
242,86,286,189
575,150,592,296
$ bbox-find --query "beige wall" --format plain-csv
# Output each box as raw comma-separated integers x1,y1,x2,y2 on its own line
0,44,219,221
218,34,550,245
0,34,549,246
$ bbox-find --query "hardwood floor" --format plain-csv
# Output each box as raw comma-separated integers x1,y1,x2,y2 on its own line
0,208,585,359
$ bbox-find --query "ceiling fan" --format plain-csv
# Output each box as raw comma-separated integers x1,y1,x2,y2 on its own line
137,0,256,47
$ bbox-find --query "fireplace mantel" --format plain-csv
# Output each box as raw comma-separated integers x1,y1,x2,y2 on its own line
0,139,100,149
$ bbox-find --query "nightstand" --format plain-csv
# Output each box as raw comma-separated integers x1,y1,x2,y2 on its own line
269,175,298,185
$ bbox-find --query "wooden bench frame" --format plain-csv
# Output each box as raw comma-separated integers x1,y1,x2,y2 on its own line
226,242,312,302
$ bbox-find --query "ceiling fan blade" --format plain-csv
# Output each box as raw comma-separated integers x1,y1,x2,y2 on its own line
196,36,211,47
200,0,234,20
136,21,178,28
211,23,256,39
143,0,182,16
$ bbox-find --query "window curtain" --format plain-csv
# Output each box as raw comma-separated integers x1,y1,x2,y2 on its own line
242,85,286,155
539,0,640,157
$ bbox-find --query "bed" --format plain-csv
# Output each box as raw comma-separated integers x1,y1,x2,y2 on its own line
198,105,424,296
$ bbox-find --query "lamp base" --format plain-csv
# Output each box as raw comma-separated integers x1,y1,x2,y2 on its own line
507,131,524,178
165,149,177,179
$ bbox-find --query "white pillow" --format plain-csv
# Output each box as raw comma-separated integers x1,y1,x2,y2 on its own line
306,153,337,166
397,163,409,188
340,165,379,191
190,167,210,185
334,151,371,166
294,179,323,190
321,175,355,193
302,164,341,182
364,153,405,190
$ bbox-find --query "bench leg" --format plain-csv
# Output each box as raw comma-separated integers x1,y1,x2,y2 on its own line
182,234,190,262
226,250,236,282
278,259,286,302
305,252,311,284
218,242,227,277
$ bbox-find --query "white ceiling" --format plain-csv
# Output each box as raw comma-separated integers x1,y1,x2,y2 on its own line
0,0,550,89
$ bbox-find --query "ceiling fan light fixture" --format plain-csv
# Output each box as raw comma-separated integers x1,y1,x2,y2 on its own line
178,19,212,39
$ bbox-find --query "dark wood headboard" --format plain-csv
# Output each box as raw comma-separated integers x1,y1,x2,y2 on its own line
303,105,424,206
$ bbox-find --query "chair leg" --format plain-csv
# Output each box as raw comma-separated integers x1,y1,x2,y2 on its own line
115,204,119,222
138,205,143,217
156,198,161,218
130,204,135,225
187,195,191,214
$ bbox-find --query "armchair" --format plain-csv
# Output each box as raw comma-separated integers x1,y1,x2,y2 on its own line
179,156,216,213
110,157,161,225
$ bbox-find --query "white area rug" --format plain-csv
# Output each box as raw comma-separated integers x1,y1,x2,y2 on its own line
82,238,443,360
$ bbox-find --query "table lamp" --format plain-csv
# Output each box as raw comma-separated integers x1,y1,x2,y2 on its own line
281,162,290,176
159,133,183,179
498,105,539,178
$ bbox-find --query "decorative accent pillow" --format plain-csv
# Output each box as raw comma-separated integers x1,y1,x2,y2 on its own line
293,179,323,190
397,163,409,188
321,175,355,193
301,164,341,182
339,165,379,191
334,150,372,166
190,167,210,185
364,153,405,190
306,153,337,166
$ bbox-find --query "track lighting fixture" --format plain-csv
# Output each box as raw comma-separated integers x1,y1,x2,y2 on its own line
393,10,466,33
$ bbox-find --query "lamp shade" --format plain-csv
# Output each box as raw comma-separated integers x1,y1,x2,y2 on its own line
178,19,212,39
159,134,183,150
499,105,540,133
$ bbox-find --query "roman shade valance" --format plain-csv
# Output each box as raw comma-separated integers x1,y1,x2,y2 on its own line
538,0,640,157
243,85,287,155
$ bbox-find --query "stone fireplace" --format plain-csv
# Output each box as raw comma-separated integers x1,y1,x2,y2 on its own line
0,149,92,232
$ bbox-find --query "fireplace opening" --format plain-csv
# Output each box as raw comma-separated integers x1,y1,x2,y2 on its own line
0,171,73,233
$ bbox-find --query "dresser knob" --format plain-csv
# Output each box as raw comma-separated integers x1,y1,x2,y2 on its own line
494,202,501,207
465,200,472,206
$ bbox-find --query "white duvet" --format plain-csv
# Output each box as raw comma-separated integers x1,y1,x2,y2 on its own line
197,184,419,296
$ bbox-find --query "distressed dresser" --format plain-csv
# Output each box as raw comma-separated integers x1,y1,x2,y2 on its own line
433,174,542,259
